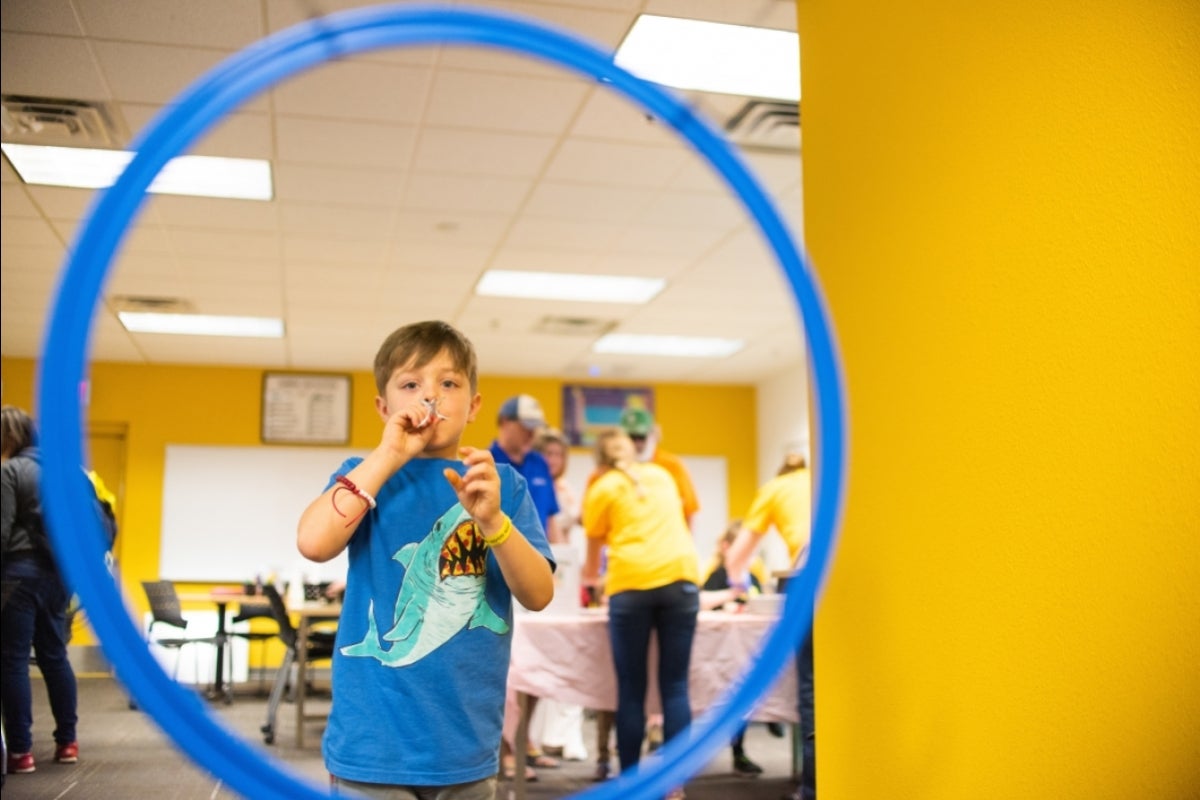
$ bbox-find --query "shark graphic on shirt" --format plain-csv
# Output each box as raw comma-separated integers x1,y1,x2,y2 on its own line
340,504,509,667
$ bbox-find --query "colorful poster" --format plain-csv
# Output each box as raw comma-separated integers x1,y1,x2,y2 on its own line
562,385,654,447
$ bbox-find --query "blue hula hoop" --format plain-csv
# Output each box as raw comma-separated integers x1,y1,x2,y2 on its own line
37,5,847,799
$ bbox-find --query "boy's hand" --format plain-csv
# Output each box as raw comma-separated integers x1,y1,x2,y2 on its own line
443,446,502,529
381,401,441,460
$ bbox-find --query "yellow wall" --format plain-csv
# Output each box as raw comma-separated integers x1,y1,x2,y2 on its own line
0,357,757,622
801,1,1200,797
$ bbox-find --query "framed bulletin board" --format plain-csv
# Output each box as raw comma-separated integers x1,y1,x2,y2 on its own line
261,372,351,445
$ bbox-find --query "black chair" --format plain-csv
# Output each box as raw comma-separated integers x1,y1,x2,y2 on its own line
140,580,228,691
229,603,279,696
259,584,336,744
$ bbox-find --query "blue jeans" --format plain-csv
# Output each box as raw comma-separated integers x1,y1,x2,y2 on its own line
1,556,78,753
797,624,815,799
606,580,699,771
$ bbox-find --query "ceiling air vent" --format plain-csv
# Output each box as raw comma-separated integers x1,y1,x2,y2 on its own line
1,95,126,147
109,295,195,314
725,99,800,153
533,315,616,337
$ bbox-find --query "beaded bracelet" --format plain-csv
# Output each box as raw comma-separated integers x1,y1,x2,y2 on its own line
481,515,513,548
334,474,376,509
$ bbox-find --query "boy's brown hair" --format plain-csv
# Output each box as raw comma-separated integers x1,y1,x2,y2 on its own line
373,320,478,395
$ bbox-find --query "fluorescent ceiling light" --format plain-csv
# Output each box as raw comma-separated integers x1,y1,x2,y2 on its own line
476,270,665,304
118,312,284,338
0,143,273,200
615,14,800,102
593,333,743,358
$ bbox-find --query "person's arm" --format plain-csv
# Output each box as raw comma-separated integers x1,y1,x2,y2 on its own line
582,535,605,585
580,479,608,584
443,446,554,611
297,399,437,562
544,513,566,544
0,464,16,555
723,525,765,591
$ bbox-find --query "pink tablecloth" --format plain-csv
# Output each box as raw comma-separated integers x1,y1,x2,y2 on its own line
507,609,798,723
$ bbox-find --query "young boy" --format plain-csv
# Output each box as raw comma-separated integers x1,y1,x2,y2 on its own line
298,320,556,799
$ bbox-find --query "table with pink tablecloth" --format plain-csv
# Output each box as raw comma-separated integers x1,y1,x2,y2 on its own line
508,609,798,722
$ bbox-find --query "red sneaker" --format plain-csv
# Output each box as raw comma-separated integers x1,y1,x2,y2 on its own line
54,742,79,764
7,751,36,773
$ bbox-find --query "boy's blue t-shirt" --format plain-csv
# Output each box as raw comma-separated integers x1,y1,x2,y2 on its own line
321,457,554,786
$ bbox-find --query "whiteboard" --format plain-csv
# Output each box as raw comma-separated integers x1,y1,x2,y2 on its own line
160,445,366,582
160,444,730,584
561,450,728,572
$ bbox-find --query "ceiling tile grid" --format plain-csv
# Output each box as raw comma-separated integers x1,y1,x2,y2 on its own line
1,0,807,384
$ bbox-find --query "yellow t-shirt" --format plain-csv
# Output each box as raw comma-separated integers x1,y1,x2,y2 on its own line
651,447,700,521
743,469,812,566
583,462,700,596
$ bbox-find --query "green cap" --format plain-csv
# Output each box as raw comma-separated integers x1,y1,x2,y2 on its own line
619,407,654,437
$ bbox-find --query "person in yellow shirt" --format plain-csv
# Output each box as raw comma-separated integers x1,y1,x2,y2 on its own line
582,428,699,800
725,445,815,800
618,406,700,530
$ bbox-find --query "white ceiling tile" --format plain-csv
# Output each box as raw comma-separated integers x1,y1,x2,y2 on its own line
166,229,280,260
275,116,417,169
589,252,692,279
0,245,64,273
544,139,687,187
25,186,99,221
638,190,747,230
0,33,110,98
105,273,189,299
282,236,390,265
121,105,273,159
2,184,41,218
93,40,266,109
3,217,66,248
75,0,265,48
274,163,404,206
387,242,493,273
523,182,650,224
424,70,590,134
176,259,282,284
272,60,431,124
132,335,289,366
152,196,279,231
610,223,729,259
107,253,182,280
2,0,85,36
570,89,680,145
0,263,61,296
279,202,393,237
401,173,531,215
412,129,557,178
391,211,511,247
264,0,438,67
51,218,198,257
486,248,598,274
504,216,625,251
2,2,806,384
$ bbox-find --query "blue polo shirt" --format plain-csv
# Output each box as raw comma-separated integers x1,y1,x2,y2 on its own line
489,442,560,533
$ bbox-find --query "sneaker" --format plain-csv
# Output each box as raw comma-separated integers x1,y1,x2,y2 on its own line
733,751,764,776
7,752,36,773
55,742,79,764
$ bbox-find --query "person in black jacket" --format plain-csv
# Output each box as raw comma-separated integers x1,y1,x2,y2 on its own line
1,405,79,774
